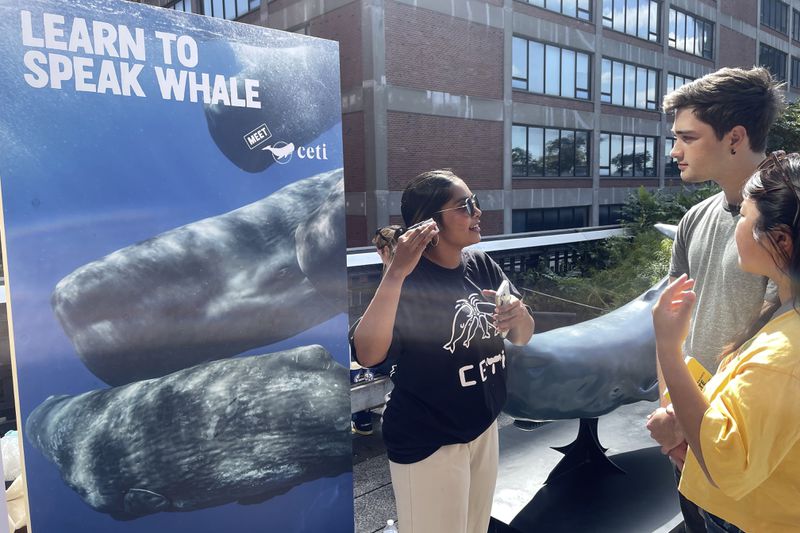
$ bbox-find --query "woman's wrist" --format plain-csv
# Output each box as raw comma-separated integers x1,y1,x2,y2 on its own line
656,342,683,363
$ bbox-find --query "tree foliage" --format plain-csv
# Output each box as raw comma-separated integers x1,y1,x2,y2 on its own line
768,99,800,153
524,185,718,320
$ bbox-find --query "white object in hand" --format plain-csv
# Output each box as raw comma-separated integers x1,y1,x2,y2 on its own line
495,280,512,338
407,218,436,231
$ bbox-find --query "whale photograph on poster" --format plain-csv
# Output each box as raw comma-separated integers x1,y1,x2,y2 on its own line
0,0,353,531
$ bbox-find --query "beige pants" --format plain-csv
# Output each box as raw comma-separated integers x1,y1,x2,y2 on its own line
388,421,499,533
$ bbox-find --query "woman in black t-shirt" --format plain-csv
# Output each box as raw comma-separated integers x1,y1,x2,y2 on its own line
353,170,535,533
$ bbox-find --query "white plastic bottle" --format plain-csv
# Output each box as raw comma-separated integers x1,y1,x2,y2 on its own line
382,519,399,533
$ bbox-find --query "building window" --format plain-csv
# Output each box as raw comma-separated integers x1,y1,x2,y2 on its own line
513,37,591,99
668,8,713,59
168,0,193,12
512,125,590,178
760,43,787,82
599,132,657,177
762,0,789,35
512,206,590,233
202,0,260,20
666,73,695,95
598,204,624,226
792,57,800,89
602,0,660,42
793,9,800,41
601,58,658,110
523,0,592,21
664,138,680,177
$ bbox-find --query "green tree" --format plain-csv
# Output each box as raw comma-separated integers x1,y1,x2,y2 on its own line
768,100,800,153
523,185,718,318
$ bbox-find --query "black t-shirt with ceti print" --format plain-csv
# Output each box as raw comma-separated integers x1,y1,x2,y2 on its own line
381,249,519,464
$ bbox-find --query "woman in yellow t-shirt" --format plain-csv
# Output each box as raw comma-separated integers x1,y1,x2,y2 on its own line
653,151,800,533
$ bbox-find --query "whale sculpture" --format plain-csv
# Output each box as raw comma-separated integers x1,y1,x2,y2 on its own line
51,168,346,386
25,345,350,520
204,40,341,173
504,224,677,421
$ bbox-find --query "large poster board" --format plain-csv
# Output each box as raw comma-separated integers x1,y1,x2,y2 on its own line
0,0,352,531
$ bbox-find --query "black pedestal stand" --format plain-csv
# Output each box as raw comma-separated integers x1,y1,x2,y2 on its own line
544,417,625,484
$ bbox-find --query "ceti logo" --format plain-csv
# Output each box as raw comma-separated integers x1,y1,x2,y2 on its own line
261,141,328,165
262,141,295,164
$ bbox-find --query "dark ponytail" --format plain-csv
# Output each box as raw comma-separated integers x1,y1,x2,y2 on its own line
400,169,460,227
720,151,800,359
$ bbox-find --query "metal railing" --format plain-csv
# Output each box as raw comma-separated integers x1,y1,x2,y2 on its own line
346,225,624,320
346,225,625,413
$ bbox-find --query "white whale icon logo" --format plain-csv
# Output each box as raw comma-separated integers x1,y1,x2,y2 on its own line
262,142,295,164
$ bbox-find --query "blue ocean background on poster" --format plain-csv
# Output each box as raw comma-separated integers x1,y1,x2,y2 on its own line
0,0,352,531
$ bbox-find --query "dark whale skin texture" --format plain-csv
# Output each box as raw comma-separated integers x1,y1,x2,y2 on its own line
504,277,667,421
25,344,350,520
51,169,345,386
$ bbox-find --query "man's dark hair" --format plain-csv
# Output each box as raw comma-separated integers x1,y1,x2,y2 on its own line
663,67,785,152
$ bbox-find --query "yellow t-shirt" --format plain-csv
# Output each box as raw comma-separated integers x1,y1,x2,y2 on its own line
679,308,800,532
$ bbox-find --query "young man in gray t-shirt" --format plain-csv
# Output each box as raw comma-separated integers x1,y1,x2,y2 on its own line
646,67,784,533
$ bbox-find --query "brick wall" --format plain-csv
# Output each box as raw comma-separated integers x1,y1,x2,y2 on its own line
721,1,756,27
718,26,756,70
343,112,366,192
479,210,503,235
308,2,363,92
385,1,503,99
387,112,503,190
347,215,368,247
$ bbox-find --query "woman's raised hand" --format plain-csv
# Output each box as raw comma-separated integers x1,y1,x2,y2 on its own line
652,274,697,352
385,221,439,279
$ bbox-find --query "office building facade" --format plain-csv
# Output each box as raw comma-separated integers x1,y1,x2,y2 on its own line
142,0,800,246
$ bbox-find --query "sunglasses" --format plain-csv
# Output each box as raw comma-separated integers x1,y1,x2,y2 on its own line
434,194,481,217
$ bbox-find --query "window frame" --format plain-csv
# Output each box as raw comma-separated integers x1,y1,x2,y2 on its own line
512,124,591,178
793,9,800,41
762,0,790,35
512,206,590,233
791,57,800,89
599,131,658,177
171,0,261,20
760,43,788,82
665,73,695,95
167,0,193,12
512,36,591,100
598,203,624,226
520,0,592,21
668,7,714,60
664,137,680,178
601,0,660,43
601,57,659,110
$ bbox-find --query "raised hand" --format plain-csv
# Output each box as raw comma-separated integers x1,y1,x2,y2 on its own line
385,221,439,279
652,274,696,351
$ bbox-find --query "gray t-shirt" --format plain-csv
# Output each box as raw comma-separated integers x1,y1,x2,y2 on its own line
669,192,772,372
